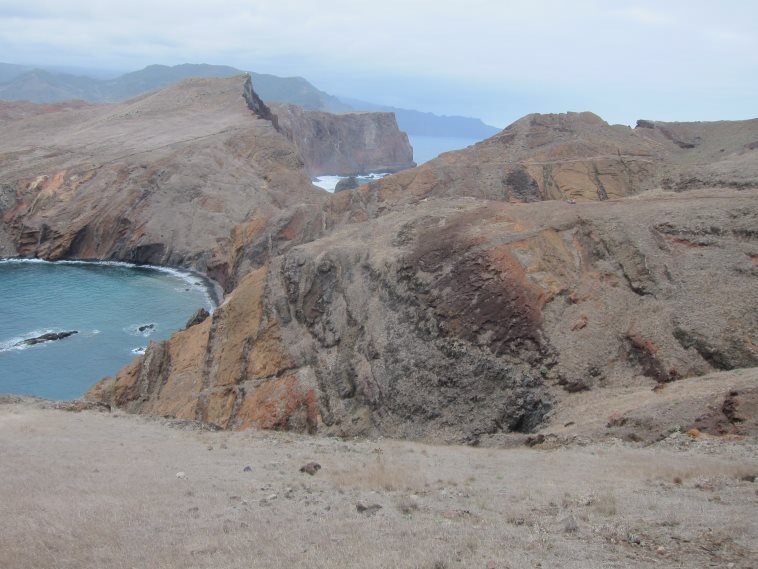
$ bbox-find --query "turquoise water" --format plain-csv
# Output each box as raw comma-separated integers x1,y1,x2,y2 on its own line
0,259,214,400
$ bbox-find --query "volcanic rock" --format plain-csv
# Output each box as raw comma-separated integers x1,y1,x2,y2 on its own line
356,503,382,516
184,308,210,329
87,187,758,441
299,462,321,475
334,176,360,192
322,112,758,212
19,330,78,346
0,75,322,287
271,103,415,176
5,87,757,443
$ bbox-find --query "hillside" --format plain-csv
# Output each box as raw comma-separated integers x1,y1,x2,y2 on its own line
89,190,758,440
0,62,497,138
336,112,758,207
1,78,756,443
0,75,322,285
1,394,756,569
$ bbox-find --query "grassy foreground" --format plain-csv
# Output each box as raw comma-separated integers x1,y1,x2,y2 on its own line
1,398,756,569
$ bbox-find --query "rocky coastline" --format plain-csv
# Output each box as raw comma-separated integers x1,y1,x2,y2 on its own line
1,76,756,443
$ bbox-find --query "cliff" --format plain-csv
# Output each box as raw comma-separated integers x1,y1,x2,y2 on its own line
0,75,323,286
3,92,756,442
270,103,415,176
89,189,758,441
86,112,758,441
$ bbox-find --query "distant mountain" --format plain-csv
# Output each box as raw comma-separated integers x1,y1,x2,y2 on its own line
248,73,351,112
102,63,242,100
340,97,501,138
0,62,495,138
0,69,109,102
0,63,349,110
0,62,35,83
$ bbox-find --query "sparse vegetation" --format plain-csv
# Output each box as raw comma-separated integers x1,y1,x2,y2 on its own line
0,401,756,569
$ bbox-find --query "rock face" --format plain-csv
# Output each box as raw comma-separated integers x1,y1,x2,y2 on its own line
0,75,323,287
271,103,415,176
88,190,758,441
5,91,757,442
330,112,758,209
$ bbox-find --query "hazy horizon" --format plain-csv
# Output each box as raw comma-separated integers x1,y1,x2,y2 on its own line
1,1,756,128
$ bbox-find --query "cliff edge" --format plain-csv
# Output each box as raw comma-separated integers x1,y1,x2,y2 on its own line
0,75,323,285
271,103,415,176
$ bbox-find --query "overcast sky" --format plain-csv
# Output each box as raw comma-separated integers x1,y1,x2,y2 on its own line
0,0,756,127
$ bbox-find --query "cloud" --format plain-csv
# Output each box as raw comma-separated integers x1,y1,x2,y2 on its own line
615,6,670,26
0,0,755,125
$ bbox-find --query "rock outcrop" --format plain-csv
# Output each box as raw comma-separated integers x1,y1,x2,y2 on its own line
334,176,360,192
271,103,415,176
89,190,758,441
323,112,758,211
17,331,78,347
0,75,323,287
4,88,757,442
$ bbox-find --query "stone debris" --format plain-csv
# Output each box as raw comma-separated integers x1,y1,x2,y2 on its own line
299,462,321,475
356,503,382,516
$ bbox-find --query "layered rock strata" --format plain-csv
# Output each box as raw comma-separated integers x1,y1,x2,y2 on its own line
89,190,758,441
3,85,756,441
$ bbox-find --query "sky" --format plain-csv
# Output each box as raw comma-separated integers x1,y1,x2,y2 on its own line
0,0,756,127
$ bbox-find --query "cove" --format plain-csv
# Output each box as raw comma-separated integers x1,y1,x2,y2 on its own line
0,259,215,400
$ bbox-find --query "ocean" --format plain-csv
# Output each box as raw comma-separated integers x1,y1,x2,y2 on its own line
311,136,481,192
408,135,480,165
0,259,214,400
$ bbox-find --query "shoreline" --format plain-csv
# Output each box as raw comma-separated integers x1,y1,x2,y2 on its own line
0,256,223,311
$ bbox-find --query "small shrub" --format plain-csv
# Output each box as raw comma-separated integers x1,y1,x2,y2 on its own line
592,491,617,516
396,495,420,515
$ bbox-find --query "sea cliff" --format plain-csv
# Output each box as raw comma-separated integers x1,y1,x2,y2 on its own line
271,103,415,176
1,78,756,442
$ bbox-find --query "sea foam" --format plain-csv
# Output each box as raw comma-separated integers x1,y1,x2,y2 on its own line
0,258,217,311
311,172,389,193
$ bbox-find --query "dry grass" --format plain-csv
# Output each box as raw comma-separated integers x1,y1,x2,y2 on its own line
591,491,618,516
1,401,757,569
329,450,425,492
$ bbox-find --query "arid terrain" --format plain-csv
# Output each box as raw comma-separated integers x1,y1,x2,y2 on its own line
1,75,757,568
1,396,756,569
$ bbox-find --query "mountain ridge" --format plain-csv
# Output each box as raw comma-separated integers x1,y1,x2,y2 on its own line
1,76,755,442
0,62,497,138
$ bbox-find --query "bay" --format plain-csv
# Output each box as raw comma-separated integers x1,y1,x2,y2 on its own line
0,259,214,400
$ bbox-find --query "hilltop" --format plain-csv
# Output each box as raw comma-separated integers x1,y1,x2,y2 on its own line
0,62,500,138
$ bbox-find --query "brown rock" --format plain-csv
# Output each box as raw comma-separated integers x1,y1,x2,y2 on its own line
0,75,322,284
271,103,415,176
356,503,382,516
299,462,321,475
